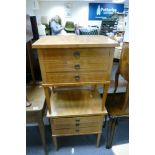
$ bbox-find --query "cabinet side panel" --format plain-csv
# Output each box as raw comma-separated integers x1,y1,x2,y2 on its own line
38,49,47,83
107,48,114,80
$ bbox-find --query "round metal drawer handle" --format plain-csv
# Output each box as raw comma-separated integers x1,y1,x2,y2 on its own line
73,51,80,58
74,75,80,81
75,123,80,126
74,64,80,70
76,129,80,132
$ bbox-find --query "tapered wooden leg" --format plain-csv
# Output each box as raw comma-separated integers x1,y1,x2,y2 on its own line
96,133,102,147
52,136,58,150
44,87,51,114
114,70,119,93
102,83,110,111
38,120,48,155
106,117,117,149
122,84,129,111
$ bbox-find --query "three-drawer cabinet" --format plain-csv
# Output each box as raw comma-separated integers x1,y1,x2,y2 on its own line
38,48,114,85
51,115,103,136
46,89,107,149
32,35,118,150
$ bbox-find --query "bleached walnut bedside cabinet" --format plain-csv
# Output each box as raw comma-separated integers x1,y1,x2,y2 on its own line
32,35,118,150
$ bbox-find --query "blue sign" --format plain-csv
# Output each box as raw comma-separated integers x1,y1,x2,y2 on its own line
124,8,129,16
89,3,124,20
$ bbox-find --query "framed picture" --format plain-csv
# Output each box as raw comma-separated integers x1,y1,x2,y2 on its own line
64,3,72,18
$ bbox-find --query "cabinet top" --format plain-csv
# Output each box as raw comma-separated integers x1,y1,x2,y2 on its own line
32,35,118,49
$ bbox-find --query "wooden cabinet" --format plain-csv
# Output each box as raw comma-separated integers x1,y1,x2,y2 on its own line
32,35,118,149
49,91,105,136
38,47,114,85
47,89,106,148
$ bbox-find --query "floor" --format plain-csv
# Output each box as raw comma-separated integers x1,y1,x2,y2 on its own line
26,119,129,155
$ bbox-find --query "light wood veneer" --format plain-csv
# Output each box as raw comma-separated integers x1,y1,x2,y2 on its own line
32,35,118,149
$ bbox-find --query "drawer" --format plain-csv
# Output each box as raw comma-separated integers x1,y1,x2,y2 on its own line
46,71,108,84
38,48,111,61
52,115,103,125
53,122,101,129
52,126,101,136
42,58,109,72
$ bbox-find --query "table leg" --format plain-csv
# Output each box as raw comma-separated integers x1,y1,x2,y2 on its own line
96,133,102,147
106,117,117,149
38,120,48,155
52,136,58,150
103,114,108,128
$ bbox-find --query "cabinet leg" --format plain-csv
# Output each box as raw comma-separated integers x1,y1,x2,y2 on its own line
52,136,58,150
102,84,109,111
106,117,117,149
96,133,102,147
38,120,48,155
44,87,51,114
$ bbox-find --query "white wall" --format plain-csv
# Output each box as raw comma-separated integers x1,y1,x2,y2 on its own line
26,0,35,16
39,1,100,26
26,0,129,27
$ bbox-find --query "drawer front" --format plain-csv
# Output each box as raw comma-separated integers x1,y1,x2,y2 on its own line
52,116,103,125
46,71,108,84
39,48,111,61
52,126,101,136
43,58,109,72
53,122,101,129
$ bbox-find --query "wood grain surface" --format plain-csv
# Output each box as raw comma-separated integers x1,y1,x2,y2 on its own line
47,89,106,117
32,35,118,48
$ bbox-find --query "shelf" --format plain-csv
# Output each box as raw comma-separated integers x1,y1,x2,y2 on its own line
100,18,118,36
47,89,107,118
116,12,125,15
117,30,125,32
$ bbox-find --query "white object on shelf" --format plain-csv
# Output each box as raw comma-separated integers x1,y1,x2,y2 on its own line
37,24,46,36
117,13,125,32
123,14,129,42
114,46,122,59
41,16,49,25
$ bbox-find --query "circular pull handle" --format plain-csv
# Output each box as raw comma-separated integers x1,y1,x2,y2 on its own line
76,129,80,132
74,75,80,81
75,123,80,126
73,51,80,58
75,119,80,122
74,64,80,70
